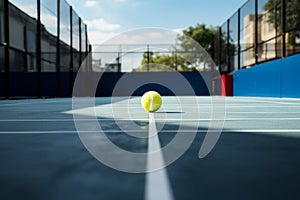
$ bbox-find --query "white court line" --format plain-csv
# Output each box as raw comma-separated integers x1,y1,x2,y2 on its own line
92,104,300,107
1,129,300,134
228,97,300,103
145,113,174,200
0,99,71,107
2,117,300,122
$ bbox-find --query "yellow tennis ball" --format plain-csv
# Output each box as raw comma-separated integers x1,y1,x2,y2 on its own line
141,91,162,112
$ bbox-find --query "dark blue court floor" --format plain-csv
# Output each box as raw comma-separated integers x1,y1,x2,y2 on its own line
1,97,300,200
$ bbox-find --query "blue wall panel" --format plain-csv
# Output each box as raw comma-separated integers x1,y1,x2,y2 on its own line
0,72,220,98
282,54,300,98
233,54,300,98
233,59,282,97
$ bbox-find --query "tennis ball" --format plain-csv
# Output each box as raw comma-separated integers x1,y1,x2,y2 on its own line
141,91,162,112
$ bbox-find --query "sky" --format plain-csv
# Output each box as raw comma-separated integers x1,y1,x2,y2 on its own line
67,0,248,45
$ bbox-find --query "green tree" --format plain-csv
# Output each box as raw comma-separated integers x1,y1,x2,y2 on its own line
179,24,217,57
138,24,218,72
264,0,300,45
177,24,218,70
135,52,191,72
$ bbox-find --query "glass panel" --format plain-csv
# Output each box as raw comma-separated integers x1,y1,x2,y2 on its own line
285,0,300,32
285,0,300,55
72,11,80,71
0,0,4,43
240,0,255,67
81,23,86,53
243,47,255,66
258,38,278,62
41,60,56,72
220,22,228,73
10,49,26,72
80,23,86,67
41,0,57,36
229,11,239,71
240,0,255,51
213,29,221,67
286,30,300,56
60,0,70,71
41,38,56,71
41,0,57,72
258,0,282,60
9,0,37,19
260,0,282,40
9,5,25,50
26,28,37,72
60,0,70,46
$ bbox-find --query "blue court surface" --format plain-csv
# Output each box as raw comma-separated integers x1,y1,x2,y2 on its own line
1,96,300,200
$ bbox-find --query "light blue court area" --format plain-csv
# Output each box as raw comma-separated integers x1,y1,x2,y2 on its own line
1,97,300,200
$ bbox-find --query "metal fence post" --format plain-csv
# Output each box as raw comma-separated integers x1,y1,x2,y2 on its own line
281,0,286,57
56,0,61,97
255,0,258,64
37,0,42,97
85,24,88,56
85,24,90,72
4,0,10,99
238,9,241,70
147,44,150,72
227,19,231,73
79,18,82,67
218,27,222,73
69,6,73,96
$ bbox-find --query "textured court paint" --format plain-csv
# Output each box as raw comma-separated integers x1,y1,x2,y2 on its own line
2,97,300,199
233,54,300,98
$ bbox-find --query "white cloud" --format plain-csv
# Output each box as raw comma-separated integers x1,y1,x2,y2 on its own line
41,13,58,35
86,18,121,32
107,29,178,44
88,31,118,44
173,28,183,35
84,18,121,44
114,0,127,2
84,0,98,8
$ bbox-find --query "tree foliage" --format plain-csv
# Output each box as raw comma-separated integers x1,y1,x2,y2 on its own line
264,0,300,45
134,52,194,72
138,24,218,72
179,24,217,58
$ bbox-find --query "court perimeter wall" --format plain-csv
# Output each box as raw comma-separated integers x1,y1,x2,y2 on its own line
233,54,300,98
0,71,221,98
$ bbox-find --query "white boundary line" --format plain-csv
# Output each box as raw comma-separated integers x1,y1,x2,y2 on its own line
1,129,300,134
2,118,300,122
0,99,71,107
91,105,300,108
145,113,174,200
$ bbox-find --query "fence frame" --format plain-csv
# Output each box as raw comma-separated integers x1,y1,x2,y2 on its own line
1,0,90,99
